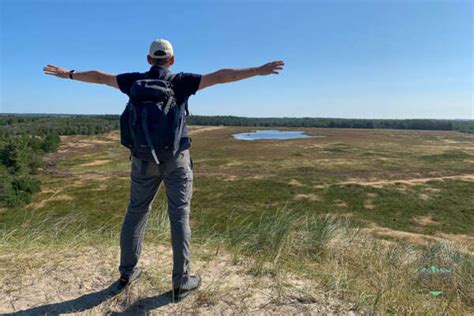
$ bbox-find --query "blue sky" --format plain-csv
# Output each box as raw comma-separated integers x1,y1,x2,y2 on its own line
1,0,472,119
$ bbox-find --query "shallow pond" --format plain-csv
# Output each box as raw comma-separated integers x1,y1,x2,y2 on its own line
233,130,323,141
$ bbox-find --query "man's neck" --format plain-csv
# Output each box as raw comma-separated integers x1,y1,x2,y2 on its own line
149,65,171,77
152,65,170,70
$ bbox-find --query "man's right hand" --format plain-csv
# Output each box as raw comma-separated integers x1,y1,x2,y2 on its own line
43,64,70,79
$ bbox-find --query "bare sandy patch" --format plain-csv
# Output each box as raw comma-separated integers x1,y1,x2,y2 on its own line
57,132,118,154
417,187,440,201
78,159,112,167
423,187,440,193
363,200,375,210
76,173,112,182
224,175,239,182
40,189,59,194
363,193,377,209
57,142,91,154
313,184,326,189
88,139,115,145
361,174,474,186
395,186,410,193
314,158,354,166
303,144,324,149
443,139,463,144
225,161,244,167
294,194,319,201
64,173,125,189
334,199,348,208
0,244,349,314
414,216,440,226
289,179,303,187
418,193,430,201
31,194,74,210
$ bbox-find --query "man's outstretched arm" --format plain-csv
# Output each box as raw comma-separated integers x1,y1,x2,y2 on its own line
43,64,119,89
198,60,284,91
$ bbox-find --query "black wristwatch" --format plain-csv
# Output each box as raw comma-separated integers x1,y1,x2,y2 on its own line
69,70,76,79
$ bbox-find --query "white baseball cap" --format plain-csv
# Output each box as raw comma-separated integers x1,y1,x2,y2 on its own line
149,38,174,59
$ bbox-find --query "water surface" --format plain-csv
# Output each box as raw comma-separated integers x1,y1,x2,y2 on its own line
233,130,322,141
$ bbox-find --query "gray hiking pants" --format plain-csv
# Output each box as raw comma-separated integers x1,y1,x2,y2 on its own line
119,149,193,288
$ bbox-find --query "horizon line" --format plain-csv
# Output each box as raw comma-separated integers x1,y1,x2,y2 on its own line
0,112,473,121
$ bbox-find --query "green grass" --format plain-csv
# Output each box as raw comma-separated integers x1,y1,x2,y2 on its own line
420,150,473,163
188,175,474,236
322,180,473,234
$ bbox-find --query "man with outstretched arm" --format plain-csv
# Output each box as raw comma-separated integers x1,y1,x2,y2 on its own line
43,38,284,301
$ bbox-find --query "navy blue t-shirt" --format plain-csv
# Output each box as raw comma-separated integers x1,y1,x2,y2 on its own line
116,65,201,139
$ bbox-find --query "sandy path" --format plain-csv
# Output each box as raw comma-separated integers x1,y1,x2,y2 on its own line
366,224,474,256
0,244,352,315
314,174,474,189
188,126,226,135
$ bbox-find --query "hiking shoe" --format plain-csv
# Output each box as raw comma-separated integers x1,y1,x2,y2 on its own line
172,274,202,301
116,267,142,291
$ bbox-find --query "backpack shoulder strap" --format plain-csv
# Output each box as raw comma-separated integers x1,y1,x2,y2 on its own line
141,107,161,165
127,102,136,153
159,71,177,82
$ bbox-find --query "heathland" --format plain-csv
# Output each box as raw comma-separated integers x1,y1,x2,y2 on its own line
1,123,473,314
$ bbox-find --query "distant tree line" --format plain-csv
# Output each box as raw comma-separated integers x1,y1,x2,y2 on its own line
0,114,118,208
4,114,469,135
186,116,474,133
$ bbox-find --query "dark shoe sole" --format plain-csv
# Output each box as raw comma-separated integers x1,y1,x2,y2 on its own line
117,267,142,291
172,290,190,302
172,275,202,302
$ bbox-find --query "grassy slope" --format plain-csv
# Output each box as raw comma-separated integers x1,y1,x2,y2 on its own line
1,126,473,314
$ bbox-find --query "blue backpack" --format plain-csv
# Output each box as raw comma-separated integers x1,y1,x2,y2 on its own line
120,71,185,164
